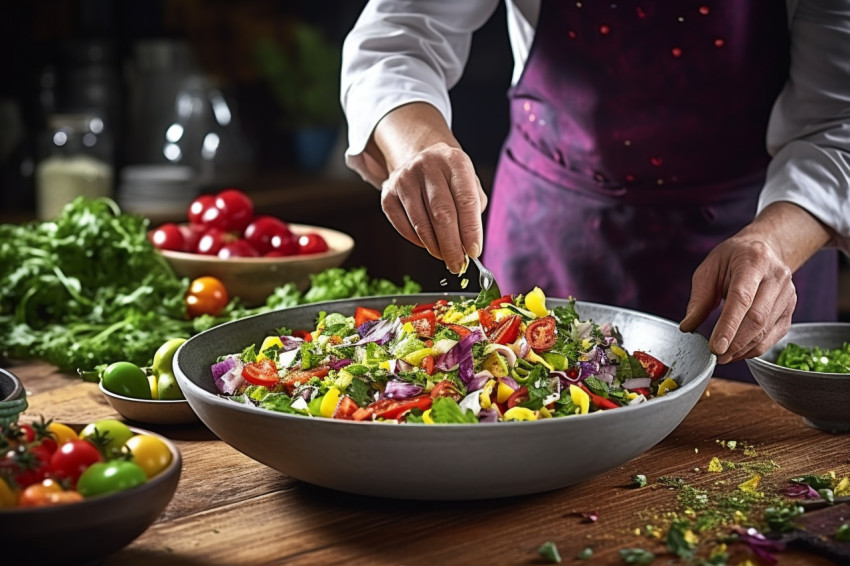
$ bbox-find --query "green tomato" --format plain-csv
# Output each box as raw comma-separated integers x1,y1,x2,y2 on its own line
79,419,134,457
152,338,186,377
77,460,147,498
101,361,152,400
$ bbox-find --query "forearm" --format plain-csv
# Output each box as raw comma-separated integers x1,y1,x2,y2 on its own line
739,201,833,272
367,102,462,176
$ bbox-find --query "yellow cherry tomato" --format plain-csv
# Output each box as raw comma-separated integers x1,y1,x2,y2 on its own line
524,287,549,318
124,434,173,478
186,276,229,318
47,421,79,447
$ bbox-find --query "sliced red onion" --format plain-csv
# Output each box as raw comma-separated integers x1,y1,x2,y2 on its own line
382,380,424,399
434,328,485,373
396,359,415,373
431,338,459,354
551,370,582,386
330,358,353,370
622,377,651,390
348,318,401,347
467,370,493,393
212,357,245,395
732,527,785,566
211,357,237,381
279,336,303,352
483,343,517,368
478,408,499,423
596,364,616,384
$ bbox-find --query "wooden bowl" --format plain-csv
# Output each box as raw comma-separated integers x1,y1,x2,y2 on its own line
160,224,354,306
98,381,200,425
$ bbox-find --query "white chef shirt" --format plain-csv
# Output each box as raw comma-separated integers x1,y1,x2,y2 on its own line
341,0,850,254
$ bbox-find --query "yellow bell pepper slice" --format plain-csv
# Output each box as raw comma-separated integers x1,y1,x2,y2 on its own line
479,379,496,409
482,353,509,378
496,381,516,403
569,384,590,414
503,407,538,421
525,349,554,371
657,377,679,397
256,336,283,361
524,286,549,318
422,409,435,424
401,322,416,335
403,347,435,367
319,387,341,418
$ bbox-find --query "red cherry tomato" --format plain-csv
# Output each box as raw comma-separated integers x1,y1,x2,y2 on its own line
177,223,205,253
297,233,329,255
268,233,300,256
212,188,254,233
244,216,293,255
149,223,185,252
187,194,216,225
218,239,260,259
196,228,236,255
49,439,103,488
186,276,229,317
525,316,557,353
633,351,669,380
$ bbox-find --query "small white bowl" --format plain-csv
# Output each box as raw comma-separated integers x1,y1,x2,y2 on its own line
99,381,200,425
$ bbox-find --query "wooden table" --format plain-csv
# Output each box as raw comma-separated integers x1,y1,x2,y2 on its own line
8,360,849,565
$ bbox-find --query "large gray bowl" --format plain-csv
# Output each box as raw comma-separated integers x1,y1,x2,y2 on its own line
174,294,716,500
746,323,850,433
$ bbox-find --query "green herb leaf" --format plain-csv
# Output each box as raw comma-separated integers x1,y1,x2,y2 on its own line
619,548,655,564
537,541,562,564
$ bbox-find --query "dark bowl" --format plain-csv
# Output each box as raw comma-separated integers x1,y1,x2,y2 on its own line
746,323,850,433
0,367,28,425
174,294,716,500
0,426,182,564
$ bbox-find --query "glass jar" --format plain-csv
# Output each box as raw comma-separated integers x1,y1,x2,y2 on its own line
34,113,113,220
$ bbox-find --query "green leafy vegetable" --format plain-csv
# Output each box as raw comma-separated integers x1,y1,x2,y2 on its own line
776,342,850,373
428,397,477,424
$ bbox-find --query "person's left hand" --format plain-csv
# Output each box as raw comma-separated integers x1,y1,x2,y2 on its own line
679,235,796,365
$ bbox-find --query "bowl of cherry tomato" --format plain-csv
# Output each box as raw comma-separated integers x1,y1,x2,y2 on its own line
0,413,182,565
150,188,354,306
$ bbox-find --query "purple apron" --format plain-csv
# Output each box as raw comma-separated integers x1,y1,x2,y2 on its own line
482,0,838,380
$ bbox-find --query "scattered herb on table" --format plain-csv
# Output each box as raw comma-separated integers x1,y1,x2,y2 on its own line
577,546,593,560
538,541,562,563
633,474,648,488
836,523,850,542
619,548,655,564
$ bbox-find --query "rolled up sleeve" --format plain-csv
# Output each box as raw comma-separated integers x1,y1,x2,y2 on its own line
341,0,501,186
762,0,850,255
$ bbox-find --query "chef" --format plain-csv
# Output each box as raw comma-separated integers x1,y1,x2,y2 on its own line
340,0,850,379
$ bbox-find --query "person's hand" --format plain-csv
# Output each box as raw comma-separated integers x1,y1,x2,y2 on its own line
380,141,488,274
679,235,796,365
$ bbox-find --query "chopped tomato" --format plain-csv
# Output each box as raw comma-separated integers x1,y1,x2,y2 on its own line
401,310,436,337
354,306,382,328
364,395,433,421
292,329,313,342
578,383,618,410
446,324,472,338
430,380,463,401
421,355,435,376
281,366,331,394
526,316,557,352
477,308,498,333
333,396,360,420
489,294,514,308
413,300,447,314
241,359,280,387
506,385,529,409
633,387,651,397
489,315,522,345
633,351,669,380
352,407,373,421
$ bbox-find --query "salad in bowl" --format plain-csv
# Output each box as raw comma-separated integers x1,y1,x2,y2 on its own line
210,287,680,425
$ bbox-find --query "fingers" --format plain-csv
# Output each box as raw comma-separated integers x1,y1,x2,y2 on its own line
679,258,723,333
380,143,485,273
721,285,796,364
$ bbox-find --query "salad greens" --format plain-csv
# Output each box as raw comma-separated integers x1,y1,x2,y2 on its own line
0,197,420,371
212,287,678,424
776,342,850,373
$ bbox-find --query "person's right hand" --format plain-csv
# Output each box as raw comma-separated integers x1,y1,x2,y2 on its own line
380,142,488,274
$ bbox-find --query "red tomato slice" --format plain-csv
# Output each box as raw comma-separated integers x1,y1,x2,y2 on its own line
365,395,433,421
401,310,436,337
421,355,435,376
333,396,360,420
412,300,447,314
477,308,498,333
633,351,669,380
506,385,529,409
489,315,522,345
526,316,557,353
281,366,331,395
241,359,280,387
354,306,382,328
489,294,514,308
445,324,472,339
430,380,463,401
292,330,313,342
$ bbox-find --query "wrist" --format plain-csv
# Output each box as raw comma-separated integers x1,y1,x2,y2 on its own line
740,202,832,271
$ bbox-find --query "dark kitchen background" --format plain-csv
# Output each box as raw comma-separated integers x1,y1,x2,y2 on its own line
1,0,847,314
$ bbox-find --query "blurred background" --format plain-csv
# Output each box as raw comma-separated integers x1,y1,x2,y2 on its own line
0,0,847,314
0,0,512,290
